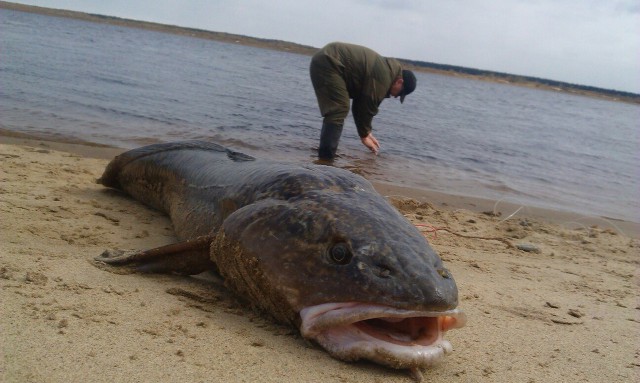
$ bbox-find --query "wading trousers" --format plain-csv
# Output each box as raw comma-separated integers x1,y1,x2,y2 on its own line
310,51,350,160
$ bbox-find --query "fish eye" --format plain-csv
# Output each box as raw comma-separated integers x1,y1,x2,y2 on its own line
329,243,352,265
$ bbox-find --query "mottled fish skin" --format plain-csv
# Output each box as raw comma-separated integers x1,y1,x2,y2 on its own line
97,141,463,368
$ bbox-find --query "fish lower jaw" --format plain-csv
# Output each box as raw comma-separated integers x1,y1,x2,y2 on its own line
299,302,466,369
315,326,453,369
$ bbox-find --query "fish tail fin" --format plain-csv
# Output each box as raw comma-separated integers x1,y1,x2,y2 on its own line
96,141,243,188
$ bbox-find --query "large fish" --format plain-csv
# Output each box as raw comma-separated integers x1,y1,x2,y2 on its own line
95,141,466,374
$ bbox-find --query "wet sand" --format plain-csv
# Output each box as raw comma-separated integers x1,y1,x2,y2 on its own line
1,137,638,382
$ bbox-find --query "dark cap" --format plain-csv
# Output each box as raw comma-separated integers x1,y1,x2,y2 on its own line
400,70,416,103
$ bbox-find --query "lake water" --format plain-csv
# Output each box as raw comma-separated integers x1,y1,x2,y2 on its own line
2,9,639,223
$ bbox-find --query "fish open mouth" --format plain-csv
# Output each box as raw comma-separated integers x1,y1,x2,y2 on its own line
299,302,466,369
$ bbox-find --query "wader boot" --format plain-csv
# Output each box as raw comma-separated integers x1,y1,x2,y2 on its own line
318,122,343,160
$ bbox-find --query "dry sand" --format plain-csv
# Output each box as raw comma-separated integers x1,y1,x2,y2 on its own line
1,138,638,382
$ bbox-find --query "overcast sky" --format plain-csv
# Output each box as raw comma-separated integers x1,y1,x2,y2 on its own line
11,0,640,94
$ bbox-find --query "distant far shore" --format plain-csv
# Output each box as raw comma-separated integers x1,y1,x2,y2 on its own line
2,1,638,104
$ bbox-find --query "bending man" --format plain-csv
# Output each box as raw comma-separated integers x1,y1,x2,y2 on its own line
309,42,416,160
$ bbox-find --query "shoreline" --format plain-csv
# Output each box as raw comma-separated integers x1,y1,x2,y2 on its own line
1,132,637,238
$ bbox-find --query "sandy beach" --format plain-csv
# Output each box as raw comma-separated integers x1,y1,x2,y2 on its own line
1,136,638,382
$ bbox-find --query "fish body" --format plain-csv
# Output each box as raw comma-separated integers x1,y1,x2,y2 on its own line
97,141,465,369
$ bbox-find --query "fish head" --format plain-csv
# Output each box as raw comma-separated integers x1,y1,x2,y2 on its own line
215,185,465,369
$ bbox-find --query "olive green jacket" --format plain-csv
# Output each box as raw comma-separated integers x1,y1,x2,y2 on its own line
315,42,403,137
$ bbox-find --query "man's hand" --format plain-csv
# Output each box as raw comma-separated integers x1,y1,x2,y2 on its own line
361,133,380,155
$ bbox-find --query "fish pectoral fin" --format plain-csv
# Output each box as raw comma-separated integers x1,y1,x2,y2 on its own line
95,235,216,275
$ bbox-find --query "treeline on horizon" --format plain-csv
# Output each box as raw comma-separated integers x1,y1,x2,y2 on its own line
400,59,640,101
2,1,638,103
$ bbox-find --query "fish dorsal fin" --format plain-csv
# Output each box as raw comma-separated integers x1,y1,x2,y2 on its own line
226,149,255,162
